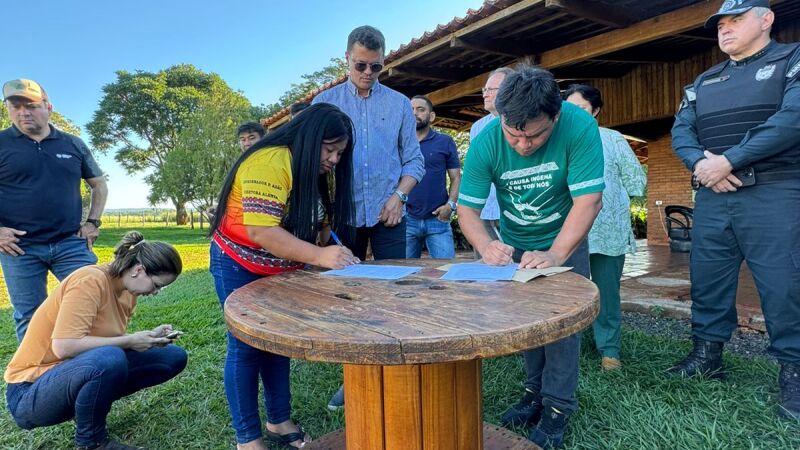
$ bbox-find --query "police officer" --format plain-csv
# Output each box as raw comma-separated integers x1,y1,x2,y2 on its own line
670,0,800,420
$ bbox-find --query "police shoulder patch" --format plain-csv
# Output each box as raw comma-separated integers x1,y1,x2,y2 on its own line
787,61,800,79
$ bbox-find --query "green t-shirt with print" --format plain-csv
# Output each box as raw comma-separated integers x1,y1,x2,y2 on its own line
459,101,605,251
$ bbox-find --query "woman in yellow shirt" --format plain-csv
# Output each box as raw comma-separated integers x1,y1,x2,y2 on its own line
4,231,185,450
209,103,358,449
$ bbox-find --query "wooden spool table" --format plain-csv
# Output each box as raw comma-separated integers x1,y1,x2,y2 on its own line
224,259,599,450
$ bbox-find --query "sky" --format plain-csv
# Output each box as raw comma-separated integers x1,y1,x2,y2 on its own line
2,0,485,209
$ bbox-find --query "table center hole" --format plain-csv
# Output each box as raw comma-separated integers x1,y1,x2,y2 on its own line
335,293,355,300
394,279,423,286
395,292,416,298
429,285,447,290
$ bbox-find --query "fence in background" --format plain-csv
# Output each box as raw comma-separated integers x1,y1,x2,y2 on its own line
101,212,208,229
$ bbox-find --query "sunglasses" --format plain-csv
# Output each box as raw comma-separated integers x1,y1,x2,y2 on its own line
353,61,384,74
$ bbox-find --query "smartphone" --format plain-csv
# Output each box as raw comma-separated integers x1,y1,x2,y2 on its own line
165,330,185,340
735,167,756,187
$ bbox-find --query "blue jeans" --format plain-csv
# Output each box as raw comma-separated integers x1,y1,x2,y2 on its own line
405,216,455,259
0,234,97,341
210,243,293,444
514,241,590,414
5,345,187,447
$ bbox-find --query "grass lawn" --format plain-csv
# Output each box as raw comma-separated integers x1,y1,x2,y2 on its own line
0,227,797,449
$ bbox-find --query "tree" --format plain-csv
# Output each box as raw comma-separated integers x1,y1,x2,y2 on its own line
86,64,248,224
157,90,254,212
261,58,348,116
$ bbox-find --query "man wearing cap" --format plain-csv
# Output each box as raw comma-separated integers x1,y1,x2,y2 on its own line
0,79,108,342
670,0,800,420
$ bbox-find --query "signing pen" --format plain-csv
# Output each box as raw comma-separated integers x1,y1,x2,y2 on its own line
329,230,344,246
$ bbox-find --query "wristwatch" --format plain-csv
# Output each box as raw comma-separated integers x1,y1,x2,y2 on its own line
394,190,408,203
447,200,457,211
85,218,102,228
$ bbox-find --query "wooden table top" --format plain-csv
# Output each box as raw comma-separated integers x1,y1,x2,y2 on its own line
224,259,599,365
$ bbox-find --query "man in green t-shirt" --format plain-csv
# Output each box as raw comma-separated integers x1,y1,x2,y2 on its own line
458,65,604,449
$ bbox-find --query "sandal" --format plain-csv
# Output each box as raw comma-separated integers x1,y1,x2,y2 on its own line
265,425,308,449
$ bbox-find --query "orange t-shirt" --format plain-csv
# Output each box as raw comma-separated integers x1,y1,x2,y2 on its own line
212,145,304,275
4,265,136,384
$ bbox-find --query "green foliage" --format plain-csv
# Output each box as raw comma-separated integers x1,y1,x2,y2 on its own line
86,64,249,222
0,228,799,449
153,89,254,210
261,58,348,116
630,164,649,238
1,228,799,449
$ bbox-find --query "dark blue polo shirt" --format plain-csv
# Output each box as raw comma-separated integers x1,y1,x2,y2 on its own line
0,125,103,243
407,130,461,219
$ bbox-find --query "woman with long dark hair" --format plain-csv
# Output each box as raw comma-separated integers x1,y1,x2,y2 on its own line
209,103,357,449
4,231,186,450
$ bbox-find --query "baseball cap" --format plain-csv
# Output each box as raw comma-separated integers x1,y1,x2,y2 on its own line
705,0,770,29
2,79,48,102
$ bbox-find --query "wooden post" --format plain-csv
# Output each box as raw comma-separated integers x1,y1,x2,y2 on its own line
344,365,385,450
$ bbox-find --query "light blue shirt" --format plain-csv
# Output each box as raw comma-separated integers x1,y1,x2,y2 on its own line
313,79,425,227
469,114,500,220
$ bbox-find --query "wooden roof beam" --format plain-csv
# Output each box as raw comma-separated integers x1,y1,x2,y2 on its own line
384,0,546,71
450,36,527,58
545,0,633,28
427,73,491,106
425,0,787,108
539,0,786,69
387,67,462,82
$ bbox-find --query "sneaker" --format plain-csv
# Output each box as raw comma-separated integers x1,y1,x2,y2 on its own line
777,362,800,420
327,385,345,411
529,406,570,449
601,357,622,370
666,337,725,379
76,437,146,450
500,388,542,427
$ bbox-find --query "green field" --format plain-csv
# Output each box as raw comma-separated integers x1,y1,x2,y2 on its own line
0,227,797,449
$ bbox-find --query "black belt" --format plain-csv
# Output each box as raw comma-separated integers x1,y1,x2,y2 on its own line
754,169,800,183
692,167,800,190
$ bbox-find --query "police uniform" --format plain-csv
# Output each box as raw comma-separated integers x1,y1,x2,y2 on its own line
671,39,800,364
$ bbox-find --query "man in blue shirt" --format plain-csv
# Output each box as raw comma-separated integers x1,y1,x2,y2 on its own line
312,25,425,262
313,24,425,412
0,79,107,342
405,95,461,259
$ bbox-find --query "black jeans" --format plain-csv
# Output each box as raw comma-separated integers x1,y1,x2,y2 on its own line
6,345,187,447
514,241,590,414
349,218,407,261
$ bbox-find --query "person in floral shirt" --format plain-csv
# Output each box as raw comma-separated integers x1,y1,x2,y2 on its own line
565,84,646,371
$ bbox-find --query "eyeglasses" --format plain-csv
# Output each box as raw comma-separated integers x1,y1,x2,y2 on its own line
353,61,384,74
500,120,550,141
482,87,499,95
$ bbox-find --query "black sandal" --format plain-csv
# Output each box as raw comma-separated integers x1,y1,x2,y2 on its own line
265,426,308,449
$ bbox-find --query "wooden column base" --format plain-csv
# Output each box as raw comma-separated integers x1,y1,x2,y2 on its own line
304,423,540,450
312,360,538,450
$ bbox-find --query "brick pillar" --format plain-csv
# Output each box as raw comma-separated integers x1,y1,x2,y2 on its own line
646,135,694,246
